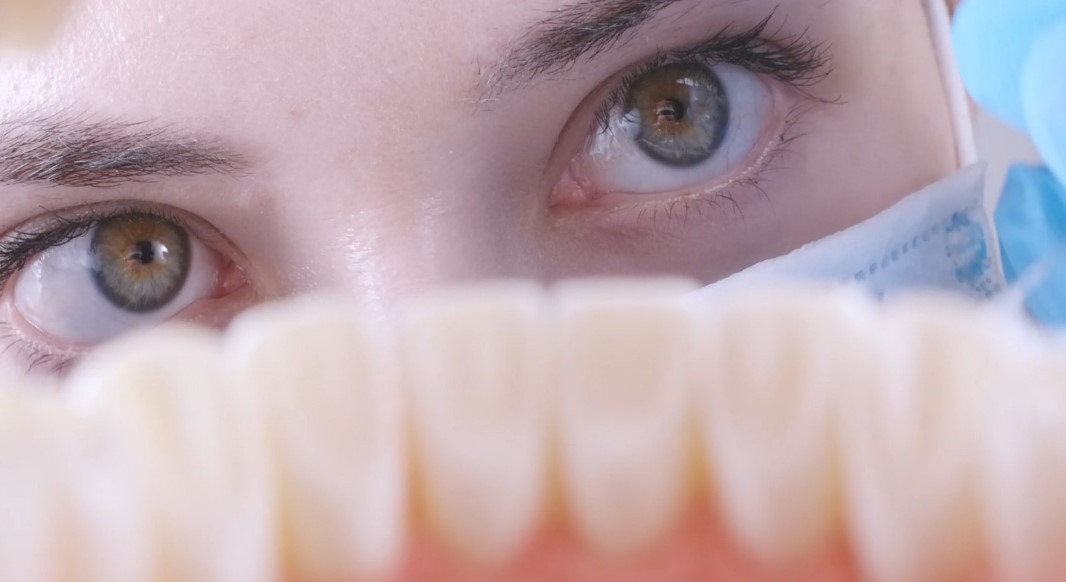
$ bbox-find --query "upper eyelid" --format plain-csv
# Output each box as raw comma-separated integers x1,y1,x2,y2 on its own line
668,13,834,88
476,8,833,111
0,219,93,285
0,203,211,292
591,23,832,131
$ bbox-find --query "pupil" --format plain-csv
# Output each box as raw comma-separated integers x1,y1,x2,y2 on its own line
129,240,163,266
624,63,729,167
655,99,685,123
91,214,191,314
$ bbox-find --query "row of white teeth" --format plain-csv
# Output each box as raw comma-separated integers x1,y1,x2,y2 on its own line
1,280,1064,582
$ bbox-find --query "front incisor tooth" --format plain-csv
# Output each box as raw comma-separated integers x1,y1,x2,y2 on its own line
555,279,697,557
63,326,276,582
0,388,149,582
401,282,550,567
980,323,1066,581
695,289,867,566
227,297,406,581
840,297,990,582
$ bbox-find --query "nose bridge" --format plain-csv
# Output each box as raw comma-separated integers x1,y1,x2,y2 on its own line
263,153,513,309
261,183,425,308
241,23,535,303
273,177,543,311
248,78,434,294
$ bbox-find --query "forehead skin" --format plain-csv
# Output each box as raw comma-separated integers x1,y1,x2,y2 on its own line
0,0,956,304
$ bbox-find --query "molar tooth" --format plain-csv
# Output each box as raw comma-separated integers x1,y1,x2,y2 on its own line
400,282,550,567
695,289,868,566
555,279,697,556
839,297,989,582
979,323,1066,581
226,297,406,581
63,326,275,582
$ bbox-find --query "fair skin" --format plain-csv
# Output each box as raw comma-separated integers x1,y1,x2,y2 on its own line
0,0,956,371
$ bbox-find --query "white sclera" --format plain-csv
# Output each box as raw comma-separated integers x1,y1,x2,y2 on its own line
585,62,774,195
13,229,218,345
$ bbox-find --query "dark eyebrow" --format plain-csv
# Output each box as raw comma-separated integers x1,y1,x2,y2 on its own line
0,112,247,188
481,0,687,99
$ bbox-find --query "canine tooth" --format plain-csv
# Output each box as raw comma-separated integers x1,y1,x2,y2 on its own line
64,326,276,582
227,297,406,581
42,403,154,582
554,279,697,556
979,323,1066,581
695,289,869,565
401,282,550,566
839,297,989,582
0,389,64,582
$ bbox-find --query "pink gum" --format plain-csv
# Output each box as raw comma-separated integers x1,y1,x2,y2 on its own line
388,509,863,582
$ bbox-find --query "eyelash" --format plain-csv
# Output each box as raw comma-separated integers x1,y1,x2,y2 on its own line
0,204,193,295
591,100,812,234
0,204,207,373
592,14,831,131
0,322,73,375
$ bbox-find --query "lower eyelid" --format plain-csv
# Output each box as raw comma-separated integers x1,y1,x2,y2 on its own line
0,270,255,377
0,203,256,376
0,300,84,375
600,133,785,206
564,184,760,237
552,101,806,234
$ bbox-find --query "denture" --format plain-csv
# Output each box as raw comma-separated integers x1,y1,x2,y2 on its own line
0,280,1063,581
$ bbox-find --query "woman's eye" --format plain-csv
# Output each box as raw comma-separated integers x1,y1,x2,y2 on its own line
91,215,193,313
557,61,776,201
622,62,731,167
7,211,247,349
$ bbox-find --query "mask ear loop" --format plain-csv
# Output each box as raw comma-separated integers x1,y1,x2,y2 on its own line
924,0,1013,291
922,0,979,168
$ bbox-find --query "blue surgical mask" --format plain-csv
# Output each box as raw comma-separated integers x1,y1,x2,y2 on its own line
692,0,1006,302
691,164,1005,301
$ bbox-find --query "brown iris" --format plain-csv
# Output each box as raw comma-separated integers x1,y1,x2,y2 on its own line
90,214,191,313
623,62,730,167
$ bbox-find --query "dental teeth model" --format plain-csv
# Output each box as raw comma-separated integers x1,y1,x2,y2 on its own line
2,281,1066,582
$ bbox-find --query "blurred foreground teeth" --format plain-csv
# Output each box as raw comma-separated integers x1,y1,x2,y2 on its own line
14,282,1066,581
400,283,550,567
0,385,150,582
695,290,862,566
0,389,53,582
555,279,698,557
979,322,1066,582
226,298,406,581
0,0,71,48
64,327,275,582
839,298,989,582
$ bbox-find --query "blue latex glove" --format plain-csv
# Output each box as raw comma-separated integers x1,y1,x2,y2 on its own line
953,0,1066,135
954,0,1066,324
1023,19,1066,189
996,166,1066,325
